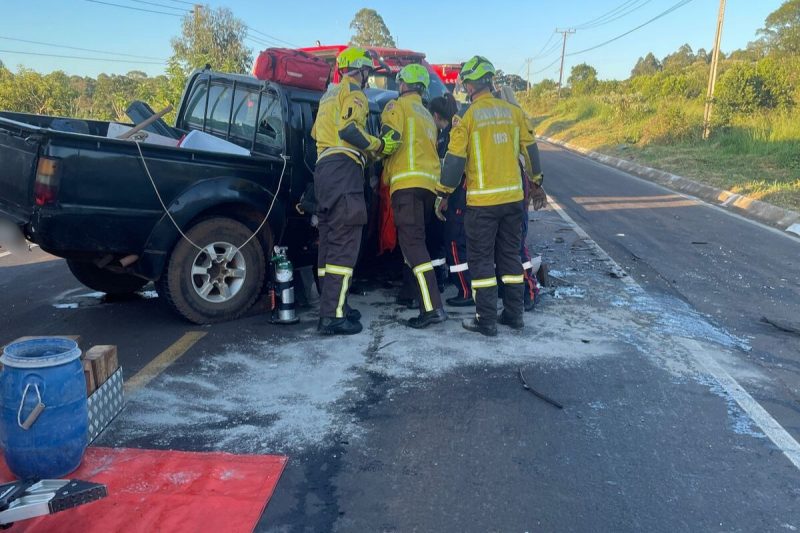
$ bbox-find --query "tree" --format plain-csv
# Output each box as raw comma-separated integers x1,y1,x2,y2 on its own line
170,6,251,98
495,70,527,92
662,44,694,71
631,52,662,77
757,0,800,55
568,63,598,95
349,8,396,47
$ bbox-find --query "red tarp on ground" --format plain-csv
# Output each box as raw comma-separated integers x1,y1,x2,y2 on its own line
0,447,287,532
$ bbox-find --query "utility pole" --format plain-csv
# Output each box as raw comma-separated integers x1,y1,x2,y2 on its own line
556,29,576,98
525,58,532,95
702,0,726,140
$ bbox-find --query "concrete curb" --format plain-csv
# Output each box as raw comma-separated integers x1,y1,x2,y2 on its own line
539,135,800,238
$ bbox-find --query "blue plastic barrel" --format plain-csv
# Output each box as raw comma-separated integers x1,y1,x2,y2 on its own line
0,338,88,479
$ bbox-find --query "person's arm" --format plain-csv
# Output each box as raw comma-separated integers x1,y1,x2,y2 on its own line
379,100,403,156
437,114,469,195
518,113,543,185
338,90,382,153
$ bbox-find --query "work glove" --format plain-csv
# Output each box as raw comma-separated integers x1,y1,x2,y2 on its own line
381,131,402,156
530,182,548,211
434,195,448,221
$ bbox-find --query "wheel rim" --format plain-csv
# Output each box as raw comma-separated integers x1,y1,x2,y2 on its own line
191,242,247,303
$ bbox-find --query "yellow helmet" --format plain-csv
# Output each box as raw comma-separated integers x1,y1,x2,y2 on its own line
336,47,374,72
396,64,430,89
460,56,496,83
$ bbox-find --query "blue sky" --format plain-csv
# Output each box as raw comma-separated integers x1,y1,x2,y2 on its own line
0,1,783,81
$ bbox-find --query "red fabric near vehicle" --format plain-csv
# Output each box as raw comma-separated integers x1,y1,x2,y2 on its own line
0,447,287,532
253,48,331,91
378,178,397,254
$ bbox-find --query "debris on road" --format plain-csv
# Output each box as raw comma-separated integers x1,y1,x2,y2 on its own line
760,316,800,336
517,367,563,409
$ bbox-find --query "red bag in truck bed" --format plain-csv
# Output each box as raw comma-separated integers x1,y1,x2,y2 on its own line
253,48,330,91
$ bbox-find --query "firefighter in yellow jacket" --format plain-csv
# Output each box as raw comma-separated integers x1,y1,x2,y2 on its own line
381,64,448,328
311,47,399,335
435,56,543,336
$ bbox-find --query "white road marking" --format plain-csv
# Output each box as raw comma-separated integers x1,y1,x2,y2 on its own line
547,196,800,472
787,223,800,237
545,142,800,242
0,251,10,259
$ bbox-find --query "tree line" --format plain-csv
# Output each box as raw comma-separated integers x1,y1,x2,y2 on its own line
522,0,800,130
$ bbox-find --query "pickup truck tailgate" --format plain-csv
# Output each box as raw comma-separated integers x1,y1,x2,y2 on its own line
0,121,39,225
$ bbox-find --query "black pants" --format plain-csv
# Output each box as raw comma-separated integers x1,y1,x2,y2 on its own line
392,188,443,313
315,155,367,319
465,202,525,325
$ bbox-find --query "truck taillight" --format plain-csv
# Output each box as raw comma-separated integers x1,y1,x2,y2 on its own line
34,157,61,206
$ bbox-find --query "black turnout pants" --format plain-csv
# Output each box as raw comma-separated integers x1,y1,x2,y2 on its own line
315,154,367,319
465,201,525,325
392,188,443,313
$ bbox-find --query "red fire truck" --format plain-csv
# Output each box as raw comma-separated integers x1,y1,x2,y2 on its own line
299,45,449,99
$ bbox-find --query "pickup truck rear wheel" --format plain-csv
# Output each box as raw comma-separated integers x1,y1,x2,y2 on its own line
157,217,266,324
66,259,148,295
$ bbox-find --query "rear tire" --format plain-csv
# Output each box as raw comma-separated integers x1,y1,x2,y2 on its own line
156,217,266,324
66,259,148,295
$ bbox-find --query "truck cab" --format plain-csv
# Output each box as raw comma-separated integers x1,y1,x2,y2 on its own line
0,69,396,324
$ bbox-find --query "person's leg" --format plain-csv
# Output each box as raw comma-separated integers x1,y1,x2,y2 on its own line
464,206,499,334
445,216,472,303
315,158,366,335
496,202,525,326
392,190,444,325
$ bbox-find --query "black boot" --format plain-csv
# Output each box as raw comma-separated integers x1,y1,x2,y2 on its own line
345,304,361,321
318,317,363,336
446,295,475,307
498,311,524,330
406,308,448,329
461,318,497,337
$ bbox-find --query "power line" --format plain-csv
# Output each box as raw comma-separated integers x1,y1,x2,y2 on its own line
246,26,299,48
567,0,695,57
84,0,183,17
533,38,562,61
532,32,557,59
575,0,641,29
126,0,189,12
533,56,561,75
0,48,165,64
579,0,657,30
0,35,166,61
161,0,194,4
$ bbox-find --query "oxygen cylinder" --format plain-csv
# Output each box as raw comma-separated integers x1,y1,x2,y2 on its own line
270,246,299,324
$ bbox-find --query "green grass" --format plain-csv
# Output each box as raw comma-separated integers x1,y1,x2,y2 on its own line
526,97,800,211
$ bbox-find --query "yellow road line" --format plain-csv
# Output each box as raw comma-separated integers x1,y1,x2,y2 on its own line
124,331,207,395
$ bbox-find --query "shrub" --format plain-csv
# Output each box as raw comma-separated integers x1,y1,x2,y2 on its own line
640,105,701,144
715,58,794,123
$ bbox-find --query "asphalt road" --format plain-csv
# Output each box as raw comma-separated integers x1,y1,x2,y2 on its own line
540,141,800,441
1,145,798,532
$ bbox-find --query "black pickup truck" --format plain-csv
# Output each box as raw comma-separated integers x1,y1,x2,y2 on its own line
0,69,393,323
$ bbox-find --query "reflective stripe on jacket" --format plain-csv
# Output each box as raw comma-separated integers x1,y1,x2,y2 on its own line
442,92,536,206
380,93,440,195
